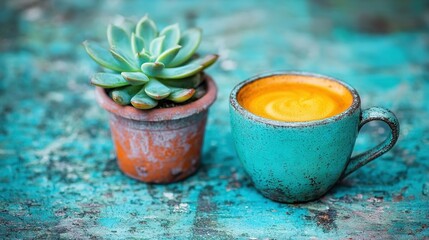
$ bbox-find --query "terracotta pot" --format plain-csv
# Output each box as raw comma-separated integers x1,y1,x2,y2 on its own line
95,75,217,183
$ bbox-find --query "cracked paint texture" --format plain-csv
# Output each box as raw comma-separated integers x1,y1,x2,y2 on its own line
1,0,429,239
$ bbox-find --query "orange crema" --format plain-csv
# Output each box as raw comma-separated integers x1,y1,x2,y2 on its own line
238,75,353,122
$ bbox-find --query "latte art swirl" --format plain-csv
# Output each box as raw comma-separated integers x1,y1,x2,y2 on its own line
251,89,339,121
238,76,353,122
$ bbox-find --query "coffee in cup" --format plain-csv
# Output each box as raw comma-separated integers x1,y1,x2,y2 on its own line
237,74,353,122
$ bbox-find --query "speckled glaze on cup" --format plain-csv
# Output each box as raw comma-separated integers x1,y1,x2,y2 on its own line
229,72,400,203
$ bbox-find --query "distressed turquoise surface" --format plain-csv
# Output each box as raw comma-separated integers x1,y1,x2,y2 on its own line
1,0,429,239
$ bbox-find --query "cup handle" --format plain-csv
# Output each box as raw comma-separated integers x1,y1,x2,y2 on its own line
341,107,400,179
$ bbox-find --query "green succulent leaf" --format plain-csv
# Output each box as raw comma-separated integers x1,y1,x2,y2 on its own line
118,18,136,35
163,64,203,79
141,62,165,76
160,23,180,52
136,15,157,46
144,79,171,100
156,45,181,65
110,48,140,71
167,28,202,67
142,54,217,79
158,73,203,88
107,24,131,55
131,87,158,109
137,49,151,65
91,72,130,88
131,33,145,55
121,72,150,85
145,62,202,79
167,87,195,103
110,85,141,105
82,41,129,72
150,35,165,57
194,54,219,68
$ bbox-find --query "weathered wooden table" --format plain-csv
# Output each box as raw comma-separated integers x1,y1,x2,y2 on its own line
1,0,428,239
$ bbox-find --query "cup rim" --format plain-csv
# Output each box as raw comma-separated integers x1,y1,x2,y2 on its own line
229,71,361,127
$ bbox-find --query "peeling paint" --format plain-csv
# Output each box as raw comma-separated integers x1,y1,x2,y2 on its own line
1,0,429,239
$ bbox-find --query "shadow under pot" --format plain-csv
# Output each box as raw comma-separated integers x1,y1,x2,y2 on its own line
95,75,217,183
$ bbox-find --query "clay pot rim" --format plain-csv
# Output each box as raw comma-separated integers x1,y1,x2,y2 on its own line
95,74,217,121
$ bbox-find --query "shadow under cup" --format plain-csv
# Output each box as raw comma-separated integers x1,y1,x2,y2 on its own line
229,72,400,203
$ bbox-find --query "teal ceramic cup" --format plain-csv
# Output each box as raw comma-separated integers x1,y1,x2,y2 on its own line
229,72,400,203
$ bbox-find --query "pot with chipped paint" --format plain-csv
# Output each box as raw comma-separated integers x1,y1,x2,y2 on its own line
95,75,217,183
229,72,400,203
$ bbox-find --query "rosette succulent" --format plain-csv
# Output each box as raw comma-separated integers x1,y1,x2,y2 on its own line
83,15,218,109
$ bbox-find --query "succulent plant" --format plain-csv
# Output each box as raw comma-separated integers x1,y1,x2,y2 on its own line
83,15,218,109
